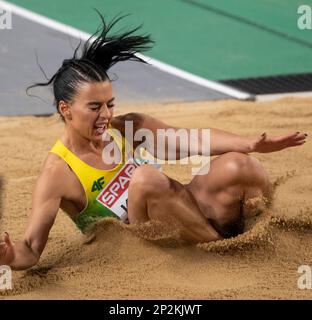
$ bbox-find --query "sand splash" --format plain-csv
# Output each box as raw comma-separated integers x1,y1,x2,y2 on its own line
1,98,311,299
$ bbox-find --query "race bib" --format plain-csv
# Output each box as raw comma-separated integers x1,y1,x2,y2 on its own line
96,158,160,221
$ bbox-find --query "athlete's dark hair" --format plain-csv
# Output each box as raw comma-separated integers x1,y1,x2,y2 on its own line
27,13,154,120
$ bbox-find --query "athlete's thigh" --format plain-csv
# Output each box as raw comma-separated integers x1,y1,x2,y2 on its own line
185,154,244,222
186,155,228,199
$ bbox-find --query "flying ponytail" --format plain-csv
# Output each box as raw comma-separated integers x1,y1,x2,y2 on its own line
27,13,154,120
81,13,153,71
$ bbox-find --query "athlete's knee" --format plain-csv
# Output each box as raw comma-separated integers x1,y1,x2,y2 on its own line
223,152,267,180
222,152,272,202
130,164,163,185
129,164,170,197
218,152,253,182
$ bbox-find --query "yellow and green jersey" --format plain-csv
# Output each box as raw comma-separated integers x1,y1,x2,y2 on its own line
49,129,143,232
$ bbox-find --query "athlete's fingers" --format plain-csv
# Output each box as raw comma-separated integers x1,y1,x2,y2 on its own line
287,141,306,148
289,140,305,146
295,133,307,140
273,133,298,142
254,132,267,144
3,232,12,247
273,132,306,145
294,137,306,143
287,133,307,146
0,242,7,258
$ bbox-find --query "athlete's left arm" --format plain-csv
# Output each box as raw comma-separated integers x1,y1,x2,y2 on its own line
204,128,307,156
116,113,307,158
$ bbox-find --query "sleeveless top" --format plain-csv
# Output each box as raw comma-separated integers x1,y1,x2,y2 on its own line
49,128,139,232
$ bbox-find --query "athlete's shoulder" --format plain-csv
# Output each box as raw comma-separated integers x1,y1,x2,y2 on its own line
38,152,72,187
111,113,145,132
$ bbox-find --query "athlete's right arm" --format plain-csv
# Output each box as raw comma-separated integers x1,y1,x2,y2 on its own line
0,159,65,270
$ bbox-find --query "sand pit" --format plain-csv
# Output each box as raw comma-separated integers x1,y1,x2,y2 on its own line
0,97,312,299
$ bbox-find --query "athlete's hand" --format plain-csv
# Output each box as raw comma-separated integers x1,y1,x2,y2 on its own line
251,132,307,153
0,232,15,266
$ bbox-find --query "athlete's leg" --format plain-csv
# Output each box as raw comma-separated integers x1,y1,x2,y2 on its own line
127,165,221,243
186,152,272,238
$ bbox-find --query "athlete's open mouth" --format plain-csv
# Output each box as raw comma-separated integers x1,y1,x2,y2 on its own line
94,122,108,135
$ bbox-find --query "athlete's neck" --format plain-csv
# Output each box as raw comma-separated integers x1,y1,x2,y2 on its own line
61,126,108,156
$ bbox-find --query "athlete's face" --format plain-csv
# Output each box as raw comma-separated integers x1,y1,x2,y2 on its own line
60,81,115,141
